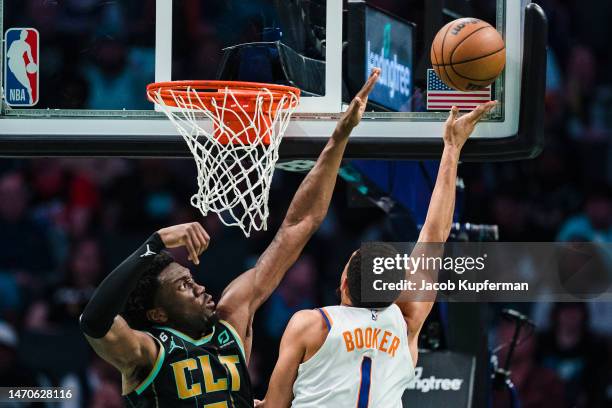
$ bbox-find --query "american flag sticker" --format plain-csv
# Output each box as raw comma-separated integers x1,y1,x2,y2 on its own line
426,69,491,111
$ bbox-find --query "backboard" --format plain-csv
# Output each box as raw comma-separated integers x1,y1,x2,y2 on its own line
0,0,546,161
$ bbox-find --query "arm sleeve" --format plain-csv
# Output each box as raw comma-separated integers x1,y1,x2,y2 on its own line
79,233,166,338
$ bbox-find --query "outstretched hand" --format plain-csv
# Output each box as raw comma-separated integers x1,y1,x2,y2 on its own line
338,67,381,131
157,222,210,265
443,101,497,151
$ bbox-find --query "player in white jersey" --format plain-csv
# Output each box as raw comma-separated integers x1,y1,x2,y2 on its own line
255,101,497,408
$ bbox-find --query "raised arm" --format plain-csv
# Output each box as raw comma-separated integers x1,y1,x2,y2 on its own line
80,223,209,386
257,325,303,408
217,69,381,353
397,102,497,349
255,310,325,408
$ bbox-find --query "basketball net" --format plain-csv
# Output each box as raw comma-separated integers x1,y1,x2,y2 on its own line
148,82,299,237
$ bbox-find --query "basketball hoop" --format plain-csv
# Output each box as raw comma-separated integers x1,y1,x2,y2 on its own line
147,80,300,237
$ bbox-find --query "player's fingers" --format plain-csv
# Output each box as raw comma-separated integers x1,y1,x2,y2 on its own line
356,67,381,99
184,233,199,265
446,106,459,125
194,226,209,254
191,228,205,255
346,96,362,117
359,68,380,96
185,225,201,254
476,100,497,119
466,101,496,123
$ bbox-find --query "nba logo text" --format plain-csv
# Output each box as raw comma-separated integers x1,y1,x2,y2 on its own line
4,28,39,106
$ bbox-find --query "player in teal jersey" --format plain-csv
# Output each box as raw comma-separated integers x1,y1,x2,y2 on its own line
80,70,381,407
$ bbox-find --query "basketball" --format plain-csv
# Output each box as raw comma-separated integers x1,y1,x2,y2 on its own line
26,62,38,74
431,18,506,92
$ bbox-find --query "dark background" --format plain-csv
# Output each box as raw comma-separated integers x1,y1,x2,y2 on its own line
0,1,611,407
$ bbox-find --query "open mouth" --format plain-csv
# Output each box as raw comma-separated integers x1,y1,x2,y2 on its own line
205,295,215,308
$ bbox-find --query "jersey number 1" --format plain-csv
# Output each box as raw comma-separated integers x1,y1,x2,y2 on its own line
357,356,372,408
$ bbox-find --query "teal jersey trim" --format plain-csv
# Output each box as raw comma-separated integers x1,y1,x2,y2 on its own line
154,325,216,346
135,335,166,395
219,320,247,361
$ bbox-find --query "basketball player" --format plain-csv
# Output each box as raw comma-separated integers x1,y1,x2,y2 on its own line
256,101,497,407
79,68,381,407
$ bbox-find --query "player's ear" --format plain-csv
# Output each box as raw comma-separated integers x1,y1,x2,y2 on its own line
341,273,348,289
340,274,350,299
146,307,167,324
339,278,354,306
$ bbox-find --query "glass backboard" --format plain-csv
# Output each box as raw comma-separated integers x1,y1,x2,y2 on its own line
0,0,546,160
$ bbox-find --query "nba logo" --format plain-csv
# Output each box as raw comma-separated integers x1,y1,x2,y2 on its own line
4,28,39,106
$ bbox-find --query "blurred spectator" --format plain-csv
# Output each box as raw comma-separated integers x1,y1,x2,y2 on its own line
557,189,612,242
87,356,122,408
56,0,100,36
83,39,143,110
493,319,565,408
537,303,609,407
491,195,529,241
0,172,54,318
544,49,565,129
0,171,54,273
0,321,39,408
24,238,103,332
16,239,101,408
26,0,60,36
90,380,123,408
247,349,267,398
0,321,37,384
50,239,103,324
105,160,186,232
264,255,318,338
55,69,90,109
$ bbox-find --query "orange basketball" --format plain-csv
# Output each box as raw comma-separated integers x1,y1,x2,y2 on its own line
431,18,506,92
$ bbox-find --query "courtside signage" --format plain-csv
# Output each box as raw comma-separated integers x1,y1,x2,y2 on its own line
4,28,39,106
403,351,474,407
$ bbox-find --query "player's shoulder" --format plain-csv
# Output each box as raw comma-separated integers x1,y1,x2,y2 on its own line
289,309,325,329
285,309,329,338
285,309,331,358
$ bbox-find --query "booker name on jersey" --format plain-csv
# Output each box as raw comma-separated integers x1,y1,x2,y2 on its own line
292,304,415,408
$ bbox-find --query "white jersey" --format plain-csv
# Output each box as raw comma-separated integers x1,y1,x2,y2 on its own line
292,304,415,408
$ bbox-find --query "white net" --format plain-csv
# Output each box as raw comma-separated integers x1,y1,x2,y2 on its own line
148,83,299,237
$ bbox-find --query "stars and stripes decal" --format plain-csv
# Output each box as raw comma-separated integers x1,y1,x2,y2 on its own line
426,69,491,110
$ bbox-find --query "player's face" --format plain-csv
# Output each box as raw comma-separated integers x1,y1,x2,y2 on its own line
156,262,216,333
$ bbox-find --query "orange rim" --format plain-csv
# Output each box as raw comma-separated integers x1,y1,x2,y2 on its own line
147,80,300,112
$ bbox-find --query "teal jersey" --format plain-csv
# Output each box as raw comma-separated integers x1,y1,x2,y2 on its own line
123,320,253,408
